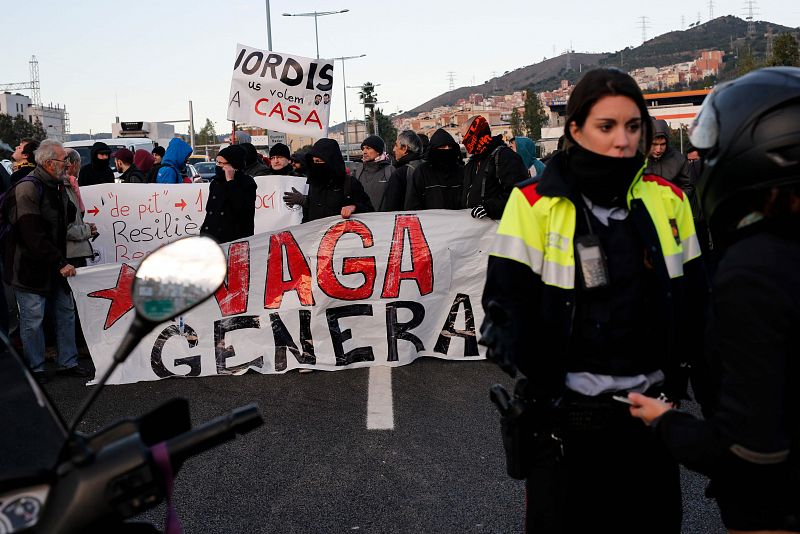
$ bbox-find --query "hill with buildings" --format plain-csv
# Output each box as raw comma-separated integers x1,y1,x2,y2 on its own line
403,15,797,116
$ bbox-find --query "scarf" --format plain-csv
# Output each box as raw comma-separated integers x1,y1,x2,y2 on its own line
566,144,645,208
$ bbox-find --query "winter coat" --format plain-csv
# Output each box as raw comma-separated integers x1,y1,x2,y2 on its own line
462,135,529,219
119,164,146,184
78,142,115,186
3,166,76,294
383,152,423,212
646,119,692,194
244,159,271,178
303,139,374,223
352,158,395,211
405,129,464,211
156,138,193,184
64,184,94,261
200,170,258,244
9,162,36,186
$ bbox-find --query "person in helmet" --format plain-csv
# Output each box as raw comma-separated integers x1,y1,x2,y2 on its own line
629,67,800,532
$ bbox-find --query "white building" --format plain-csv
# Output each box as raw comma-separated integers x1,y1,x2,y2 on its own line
0,92,69,142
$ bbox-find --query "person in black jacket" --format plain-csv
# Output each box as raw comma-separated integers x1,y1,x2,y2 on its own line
283,138,373,223
405,128,463,210
146,146,165,183
381,130,423,212
112,148,146,184
78,142,114,186
200,145,257,243
267,143,300,176
630,67,800,533
9,138,39,185
646,119,692,195
461,115,528,219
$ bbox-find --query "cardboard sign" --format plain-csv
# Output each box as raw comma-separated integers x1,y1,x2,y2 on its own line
226,44,333,138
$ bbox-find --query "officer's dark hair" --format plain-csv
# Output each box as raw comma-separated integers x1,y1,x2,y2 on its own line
20,138,39,163
564,68,652,152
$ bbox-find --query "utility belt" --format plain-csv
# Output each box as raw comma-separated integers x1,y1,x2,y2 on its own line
490,379,666,479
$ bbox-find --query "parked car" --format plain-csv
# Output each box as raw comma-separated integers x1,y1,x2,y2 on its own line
194,161,216,182
183,163,202,183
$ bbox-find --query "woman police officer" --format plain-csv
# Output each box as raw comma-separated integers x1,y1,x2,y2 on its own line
480,68,706,532
630,67,800,533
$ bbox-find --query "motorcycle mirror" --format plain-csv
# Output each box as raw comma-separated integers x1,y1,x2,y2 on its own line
132,236,227,323
68,236,227,435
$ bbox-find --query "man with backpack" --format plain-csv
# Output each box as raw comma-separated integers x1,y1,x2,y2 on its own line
352,135,395,211
461,115,529,220
2,140,91,383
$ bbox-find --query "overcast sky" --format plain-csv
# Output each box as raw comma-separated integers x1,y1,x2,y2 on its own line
3,0,798,136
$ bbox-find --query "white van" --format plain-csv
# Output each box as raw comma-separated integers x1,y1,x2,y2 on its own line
64,138,155,175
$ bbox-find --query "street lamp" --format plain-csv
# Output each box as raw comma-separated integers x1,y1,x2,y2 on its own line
331,54,366,161
282,9,349,59
347,82,381,135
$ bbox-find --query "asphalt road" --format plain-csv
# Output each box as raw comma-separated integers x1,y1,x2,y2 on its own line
41,357,725,533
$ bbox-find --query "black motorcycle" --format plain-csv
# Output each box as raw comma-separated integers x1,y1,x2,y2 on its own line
0,236,263,533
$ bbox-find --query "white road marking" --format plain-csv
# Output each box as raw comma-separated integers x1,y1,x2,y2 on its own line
367,366,394,430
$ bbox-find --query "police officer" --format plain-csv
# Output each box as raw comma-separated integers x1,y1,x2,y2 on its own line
480,68,706,533
630,67,800,533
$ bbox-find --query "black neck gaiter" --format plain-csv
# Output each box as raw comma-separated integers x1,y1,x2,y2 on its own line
566,144,645,208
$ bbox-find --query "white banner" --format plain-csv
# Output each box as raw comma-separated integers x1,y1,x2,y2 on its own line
226,44,333,138
80,175,307,265
69,211,495,385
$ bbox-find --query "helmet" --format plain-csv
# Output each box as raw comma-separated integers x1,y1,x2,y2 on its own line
690,67,800,231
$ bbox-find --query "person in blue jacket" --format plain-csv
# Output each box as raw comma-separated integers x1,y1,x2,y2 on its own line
155,138,193,184
510,136,546,180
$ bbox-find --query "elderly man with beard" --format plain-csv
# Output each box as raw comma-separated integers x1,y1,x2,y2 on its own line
461,115,528,219
78,141,114,186
283,138,373,223
3,140,91,383
405,128,464,210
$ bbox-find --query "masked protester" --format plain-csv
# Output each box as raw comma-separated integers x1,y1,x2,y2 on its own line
200,145,257,243
629,67,800,534
240,142,271,177
461,115,528,219
78,141,114,186
480,68,706,533
283,138,373,223
405,128,463,210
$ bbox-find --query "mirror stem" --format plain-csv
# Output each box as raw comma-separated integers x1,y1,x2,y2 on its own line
66,315,152,436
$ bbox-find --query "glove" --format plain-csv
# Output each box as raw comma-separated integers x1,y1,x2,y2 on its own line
479,301,517,378
283,187,305,207
471,205,487,219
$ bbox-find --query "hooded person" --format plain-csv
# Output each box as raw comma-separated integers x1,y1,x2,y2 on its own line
290,152,307,176
461,115,528,219
267,143,298,176
133,149,155,176
283,138,373,223
200,144,257,243
78,141,114,186
512,136,546,180
646,118,692,193
352,135,395,211
155,138,193,184
405,128,464,211
240,142,271,177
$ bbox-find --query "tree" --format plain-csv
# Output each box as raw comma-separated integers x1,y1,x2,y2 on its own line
736,46,759,77
522,90,547,140
0,113,47,158
373,108,397,151
358,82,378,135
769,33,800,67
508,108,524,136
197,118,217,146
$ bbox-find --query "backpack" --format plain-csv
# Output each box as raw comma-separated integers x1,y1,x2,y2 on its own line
0,175,44,243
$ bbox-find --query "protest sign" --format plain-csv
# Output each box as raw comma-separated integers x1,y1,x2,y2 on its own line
226,43,333,138
80,176,307,265
69,211,495,385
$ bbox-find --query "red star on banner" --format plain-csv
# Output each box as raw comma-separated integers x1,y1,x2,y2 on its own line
88,263,137,330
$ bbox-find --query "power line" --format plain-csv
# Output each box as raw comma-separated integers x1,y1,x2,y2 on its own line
446,71,456,92
638,15,651,43
681,14,686,30
743,0,759,37
708,0,715,20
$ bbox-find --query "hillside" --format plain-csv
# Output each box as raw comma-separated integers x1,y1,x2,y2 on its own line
404,52,607,116
403,15,797,116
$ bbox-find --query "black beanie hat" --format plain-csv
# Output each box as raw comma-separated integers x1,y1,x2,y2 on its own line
239,142,258,166
152,146,165,157
217,145,246,170
269,143,291,159
360,135,385,154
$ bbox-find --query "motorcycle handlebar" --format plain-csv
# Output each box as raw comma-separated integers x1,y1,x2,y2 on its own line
165,403,263,467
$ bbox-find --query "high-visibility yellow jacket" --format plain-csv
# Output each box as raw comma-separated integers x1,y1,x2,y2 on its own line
481,152,707,400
